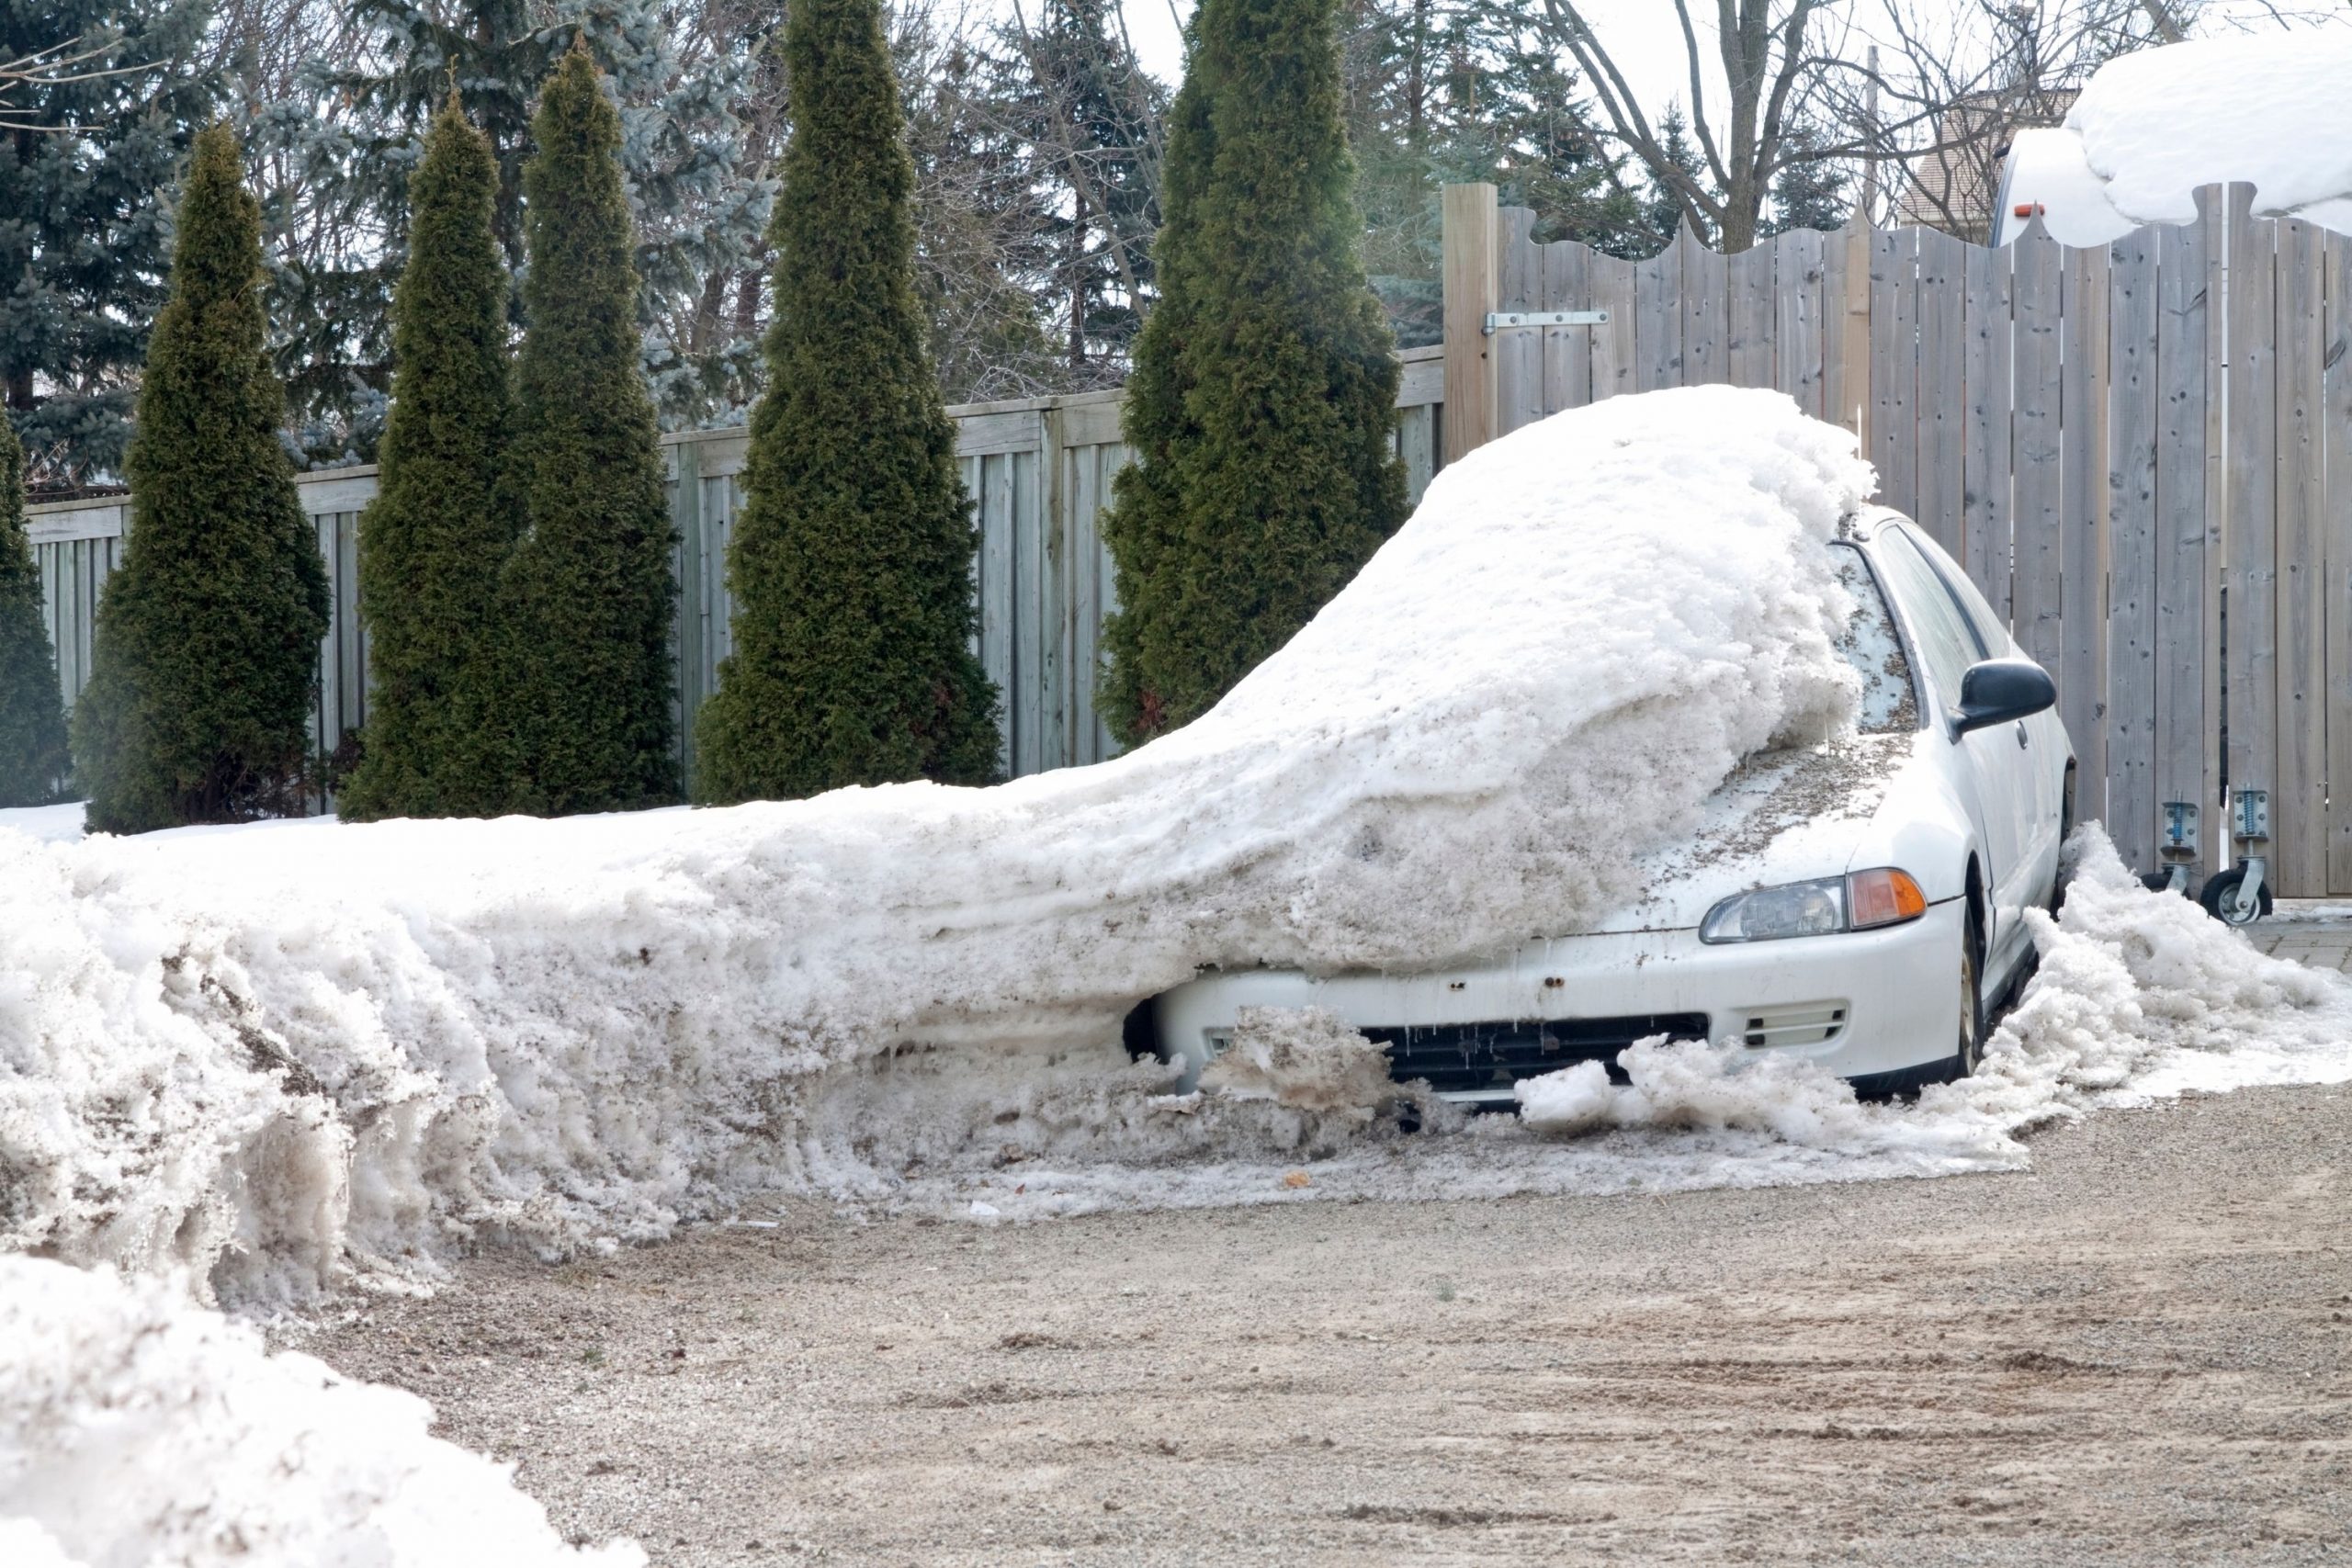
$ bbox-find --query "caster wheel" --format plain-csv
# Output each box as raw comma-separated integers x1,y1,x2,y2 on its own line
2197,867,2273,926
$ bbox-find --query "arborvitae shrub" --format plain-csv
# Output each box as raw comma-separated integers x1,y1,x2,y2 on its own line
1099,0,1406,744
0,415,69,805
71,125,331,834
339,96,520,821
693,0,999,803
501,48,678,815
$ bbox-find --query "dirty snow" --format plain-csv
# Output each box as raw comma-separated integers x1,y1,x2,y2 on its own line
5,385,2350,1314
0,1256,640,1567
1,387,1879,1304
925,828,2352,1221
2064,30,2352,232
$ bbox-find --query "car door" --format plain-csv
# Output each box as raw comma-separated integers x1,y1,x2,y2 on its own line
1915,534,2067,902
1867,526,2035,970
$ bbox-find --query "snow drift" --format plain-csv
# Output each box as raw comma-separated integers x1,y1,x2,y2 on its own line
1,385,1873,1303
0,1256,640,1567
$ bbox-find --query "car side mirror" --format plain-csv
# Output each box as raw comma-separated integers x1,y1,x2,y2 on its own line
1952,659,2057,735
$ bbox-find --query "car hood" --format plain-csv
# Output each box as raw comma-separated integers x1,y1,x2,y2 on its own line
1573,730,1927,934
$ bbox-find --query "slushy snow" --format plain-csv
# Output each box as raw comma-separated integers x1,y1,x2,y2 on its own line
0,386,1871,1303
2061,30,2352,233
0,1256,640,1567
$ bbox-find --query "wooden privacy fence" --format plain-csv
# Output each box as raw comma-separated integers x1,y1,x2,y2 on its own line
26,345,1445,797
1442,182,2352,897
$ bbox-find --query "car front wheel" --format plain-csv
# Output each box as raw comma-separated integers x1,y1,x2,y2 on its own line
1955,907,1985,1077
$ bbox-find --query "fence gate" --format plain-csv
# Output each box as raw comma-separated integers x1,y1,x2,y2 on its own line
1442,181,2352,897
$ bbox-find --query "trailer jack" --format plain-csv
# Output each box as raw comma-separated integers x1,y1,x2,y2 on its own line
2197,791,2273,926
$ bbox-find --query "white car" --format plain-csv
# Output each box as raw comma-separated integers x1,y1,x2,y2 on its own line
1142,510,2075,1106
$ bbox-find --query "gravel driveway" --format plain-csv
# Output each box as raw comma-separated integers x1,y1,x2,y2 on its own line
288,1080,2352,1566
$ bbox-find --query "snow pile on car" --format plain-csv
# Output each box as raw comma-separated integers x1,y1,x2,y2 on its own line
2067,30,2352,230
0,1256,640,1568
0,385,1875,1304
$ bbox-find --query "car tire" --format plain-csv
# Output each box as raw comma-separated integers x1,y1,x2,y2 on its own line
1955,905,1986,1078
2198,867,2273,927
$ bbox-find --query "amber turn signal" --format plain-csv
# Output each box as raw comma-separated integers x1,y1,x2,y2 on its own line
1848,868,1928,930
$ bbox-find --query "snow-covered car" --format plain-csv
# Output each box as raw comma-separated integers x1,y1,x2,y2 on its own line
1143,509,2075,1106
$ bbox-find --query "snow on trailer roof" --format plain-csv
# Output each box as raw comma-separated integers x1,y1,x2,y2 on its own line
1996,29,2352,245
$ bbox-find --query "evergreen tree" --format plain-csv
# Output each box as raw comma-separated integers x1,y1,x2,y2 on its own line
1642,106,1717,249
1,0,219,494
0,414,69,804
996,0,1167,378
1340,0,1645,344
71,125,331,834
338,97,518,821
1765,127,1851,235
262,0,763,451
695,0,999,803
501,47,677,815
1100,0,1406,744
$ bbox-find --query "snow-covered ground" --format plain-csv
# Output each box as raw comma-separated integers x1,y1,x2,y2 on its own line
7,384,2352,1564
0,1257,640,1567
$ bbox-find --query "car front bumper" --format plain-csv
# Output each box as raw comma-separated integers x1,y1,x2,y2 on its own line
1153,900,1967,1106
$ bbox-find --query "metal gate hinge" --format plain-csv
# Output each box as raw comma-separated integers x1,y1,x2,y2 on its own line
1483,310,1610,334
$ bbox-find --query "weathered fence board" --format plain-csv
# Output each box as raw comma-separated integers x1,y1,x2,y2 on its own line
2105,227,2160,868
1635,238,1681,392
1961,240,2014,622
2226,192,2282,893
1589,250,1639,405
1497,206,1545,434
2057,241,2110,814
1773,228,1826,418
1541,241,1591,412
2011,225,2065,683
1438,184,2341,893
2327,231,2352,896
1727,241,1774,389
1681,224,1726,387
1915,229,1967,562
2276,220,2329,897
2154,199,2220,888
1870,228,1919,518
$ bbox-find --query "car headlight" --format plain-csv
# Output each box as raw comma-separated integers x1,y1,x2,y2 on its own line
1700,868,1928,943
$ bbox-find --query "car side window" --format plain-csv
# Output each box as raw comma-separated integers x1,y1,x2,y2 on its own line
1904,526,2010,655
1871,530,1984,713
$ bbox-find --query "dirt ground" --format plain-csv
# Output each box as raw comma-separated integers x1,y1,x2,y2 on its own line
286,1080,2352,1567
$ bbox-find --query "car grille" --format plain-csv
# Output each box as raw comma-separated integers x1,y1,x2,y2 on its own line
1363,1014,1712,1096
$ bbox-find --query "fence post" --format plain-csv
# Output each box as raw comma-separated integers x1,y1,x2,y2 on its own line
672,435,704,799
1442,182,1498,462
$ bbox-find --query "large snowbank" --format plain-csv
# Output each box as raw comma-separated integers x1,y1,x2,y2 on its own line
2,386,1872,1303
8,383,2349,1313
0,1256,640,1567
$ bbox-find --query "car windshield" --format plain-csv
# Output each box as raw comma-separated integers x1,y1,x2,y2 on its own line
1831,544,1918,734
